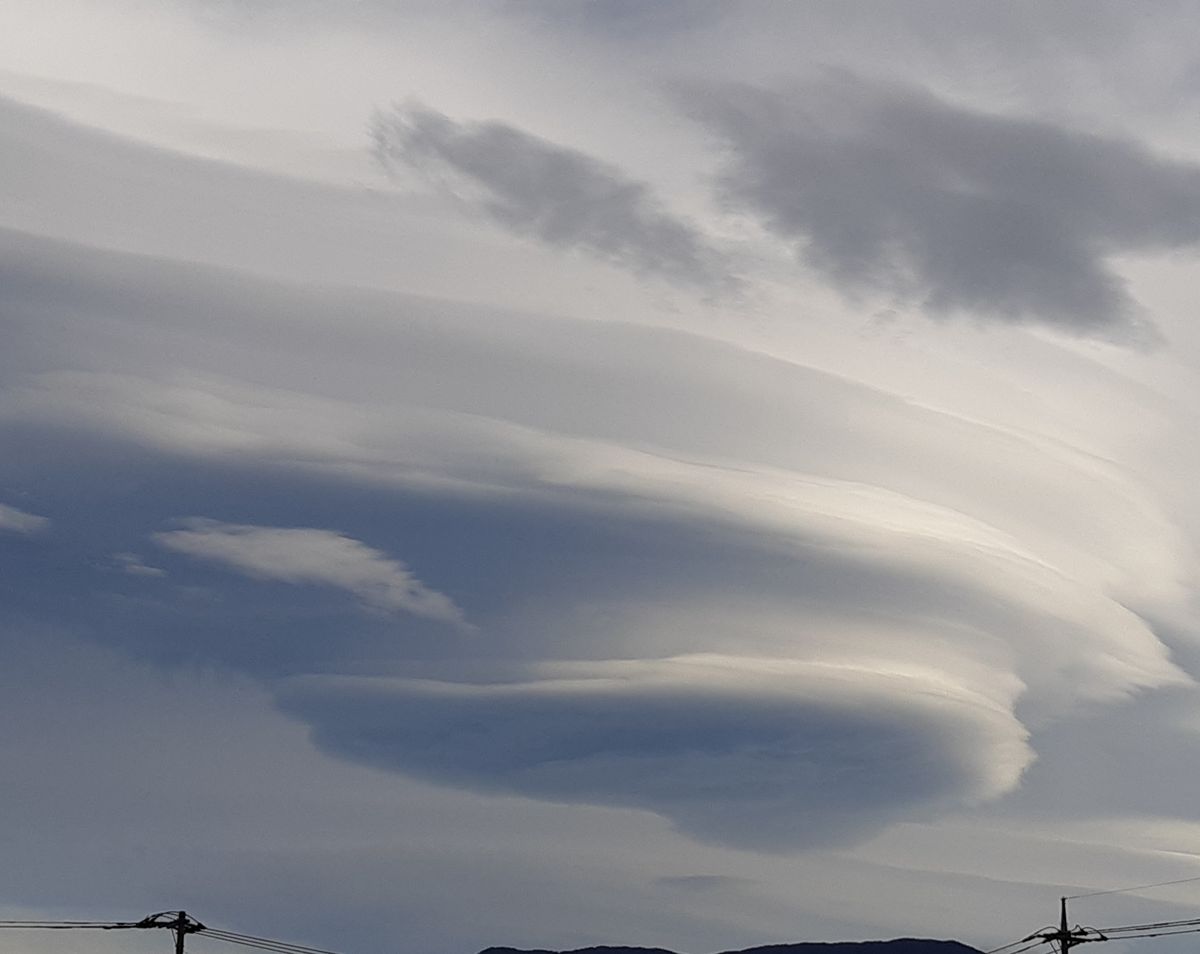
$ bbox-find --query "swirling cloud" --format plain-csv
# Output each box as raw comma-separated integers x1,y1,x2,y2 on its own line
0,97,1193,859
281,655,1031,850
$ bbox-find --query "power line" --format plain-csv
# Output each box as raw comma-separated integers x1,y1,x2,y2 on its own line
9,901,1200,954
197,929,346,954
1097,919,1200,935
1007,892,1200,954
990,940,1051,954
1068,876,1200,901
0,912,348,954
200,928,344,954
198,933,318,954
986,940,1038,954
987,935,1054,954
1099,929,1200,941
1022,898,1107,954
0,922,135,929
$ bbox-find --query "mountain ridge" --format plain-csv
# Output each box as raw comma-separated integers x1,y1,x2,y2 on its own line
480,937,985,954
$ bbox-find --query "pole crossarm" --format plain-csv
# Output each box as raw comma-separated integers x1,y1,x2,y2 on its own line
0,911,340,954
134,912,208,934
1021,898,1108,954
1026,926,1108,949
0,913,207,934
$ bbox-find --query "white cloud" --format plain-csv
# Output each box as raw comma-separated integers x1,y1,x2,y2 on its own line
2,231,1191,727
111,551,165,577
153,519,471,630
0,502,48,535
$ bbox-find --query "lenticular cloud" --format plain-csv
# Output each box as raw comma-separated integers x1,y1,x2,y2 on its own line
0,88,1194,861
280,654,1032,849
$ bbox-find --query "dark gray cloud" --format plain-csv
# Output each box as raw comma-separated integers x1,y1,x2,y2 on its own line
684,73,1200,339
279,659,1028,850
371,103,737,295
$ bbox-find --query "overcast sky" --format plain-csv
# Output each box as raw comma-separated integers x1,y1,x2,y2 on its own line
5,3,1200,954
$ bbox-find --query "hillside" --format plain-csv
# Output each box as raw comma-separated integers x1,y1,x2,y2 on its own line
480,937,985,954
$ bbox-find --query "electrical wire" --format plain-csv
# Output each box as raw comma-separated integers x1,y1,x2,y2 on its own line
198,935,331,954
0,923,134,930
987,937,1051,954
1068,876,1200,900
196,929,347,954
996,940,1051,954
985,941,1032,953
1097,918,1200,934
1098,928,1200,941
0,917,346,954
10,904,1200,954
198,934,312,954
200,929,343,954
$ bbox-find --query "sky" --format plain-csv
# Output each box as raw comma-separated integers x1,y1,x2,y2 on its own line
4,2,1200,954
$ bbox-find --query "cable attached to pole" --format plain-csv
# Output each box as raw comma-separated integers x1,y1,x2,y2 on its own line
1067,876,1200,901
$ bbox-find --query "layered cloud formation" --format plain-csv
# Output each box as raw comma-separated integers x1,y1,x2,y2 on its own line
5,3,1200,950
0,193,1189,845
282,655,1031,849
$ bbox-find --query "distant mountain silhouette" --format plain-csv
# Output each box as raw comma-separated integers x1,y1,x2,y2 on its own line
480,938,984,954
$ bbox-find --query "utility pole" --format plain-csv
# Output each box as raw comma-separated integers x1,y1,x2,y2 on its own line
174,911,191,954
133,911,206,954
1025,898,1107,954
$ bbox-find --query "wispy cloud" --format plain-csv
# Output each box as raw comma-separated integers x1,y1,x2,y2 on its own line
0,502,48,535
372,102,738,295
111,551,165,577
154,519,472,629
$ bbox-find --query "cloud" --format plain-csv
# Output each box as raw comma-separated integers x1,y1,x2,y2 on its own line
1,232,1187,710
371,102,736,294
111,551,165,577
655,874,751,893
510,0,725,41
0,502,48,535
684,73,1200,338
0,126,1194,861
11,4,1200,950
154,519,471,629
279,654,1032,850
12,366,1185,711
